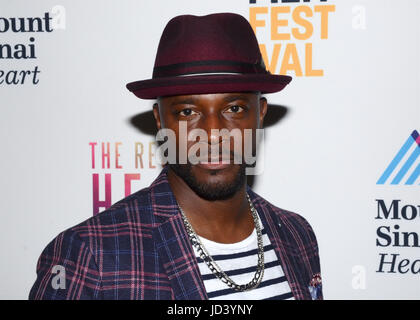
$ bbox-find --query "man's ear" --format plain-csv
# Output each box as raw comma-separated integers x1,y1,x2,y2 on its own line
153,103,162,130
259,96,268,128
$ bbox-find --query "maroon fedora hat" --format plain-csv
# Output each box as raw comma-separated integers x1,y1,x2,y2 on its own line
126,13,292,99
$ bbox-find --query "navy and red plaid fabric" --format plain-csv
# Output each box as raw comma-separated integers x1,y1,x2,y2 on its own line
29,166,322,300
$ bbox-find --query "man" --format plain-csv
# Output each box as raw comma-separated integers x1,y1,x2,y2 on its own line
29,13,322,300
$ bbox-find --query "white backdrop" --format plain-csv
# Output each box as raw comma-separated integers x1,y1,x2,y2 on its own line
1,0,419,299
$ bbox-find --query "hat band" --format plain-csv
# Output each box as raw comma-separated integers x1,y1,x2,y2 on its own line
152,59,267,78
178,72,243,77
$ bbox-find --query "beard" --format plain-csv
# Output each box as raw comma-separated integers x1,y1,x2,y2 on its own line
169,163,247,201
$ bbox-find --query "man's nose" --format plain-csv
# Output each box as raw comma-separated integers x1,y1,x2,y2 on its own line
202,113,225,145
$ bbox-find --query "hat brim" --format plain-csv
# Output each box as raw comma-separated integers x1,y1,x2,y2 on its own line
126,73,292,99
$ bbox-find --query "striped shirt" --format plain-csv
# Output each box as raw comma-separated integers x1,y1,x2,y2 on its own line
192,214,295,300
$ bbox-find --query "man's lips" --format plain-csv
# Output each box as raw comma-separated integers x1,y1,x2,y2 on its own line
196,162,231,170
195,156,234,170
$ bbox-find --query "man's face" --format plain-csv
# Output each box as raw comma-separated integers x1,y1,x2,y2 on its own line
153,92,267,200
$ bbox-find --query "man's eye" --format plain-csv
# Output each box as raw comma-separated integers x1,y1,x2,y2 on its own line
226,105,244,113
179,108,197,116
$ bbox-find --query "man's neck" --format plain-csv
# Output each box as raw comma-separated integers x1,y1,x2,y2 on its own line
167,167,254,244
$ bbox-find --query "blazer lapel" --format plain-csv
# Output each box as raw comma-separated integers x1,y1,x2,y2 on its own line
247,187,312,300
149,166,208,300
153,216,208,300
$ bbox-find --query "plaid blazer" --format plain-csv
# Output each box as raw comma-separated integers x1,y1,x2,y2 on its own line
29,166,322,300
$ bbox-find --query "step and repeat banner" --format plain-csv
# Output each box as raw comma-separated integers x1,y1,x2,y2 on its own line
1,0,419,299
